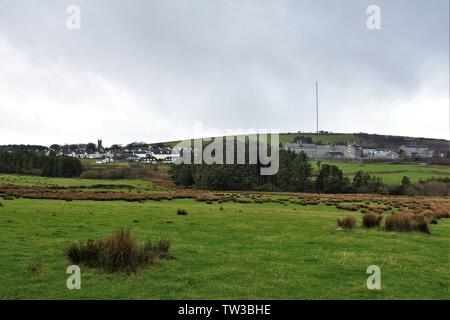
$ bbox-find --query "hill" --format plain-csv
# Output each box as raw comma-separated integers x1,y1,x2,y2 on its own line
157,132,449,151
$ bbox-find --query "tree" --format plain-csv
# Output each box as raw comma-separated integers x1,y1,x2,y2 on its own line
316,164,351,193
86,143,97,153
352,170,386,194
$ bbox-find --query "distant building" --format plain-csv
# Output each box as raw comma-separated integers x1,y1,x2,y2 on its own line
373,150,400,160
346,142,363,158
398,145,432,158
285,142,362,160
97,139,103,152
95,157,113,164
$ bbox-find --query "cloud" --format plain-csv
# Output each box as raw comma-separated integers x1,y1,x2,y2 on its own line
0,38,172,145
0,0,448,145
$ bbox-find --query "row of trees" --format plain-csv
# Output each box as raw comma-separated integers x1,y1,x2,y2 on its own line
315,165,387,194
171,149,313,192
170,141,398,194
170,145,391,194
0,151,83,178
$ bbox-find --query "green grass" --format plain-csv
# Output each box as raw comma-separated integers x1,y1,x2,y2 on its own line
279,133,357,145
0,197,448,299
162,133,356,147
317,162,450,184
0,174,155,188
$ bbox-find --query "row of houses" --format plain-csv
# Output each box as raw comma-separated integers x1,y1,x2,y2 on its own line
53,140,179,164
285,141,439,160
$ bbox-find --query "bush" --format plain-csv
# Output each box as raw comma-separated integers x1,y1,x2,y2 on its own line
362,213,382,228
337,216,356,229
385,212,430,233
64,228,173,274
100,228,142,273
177,209,188,216
405,181,450,196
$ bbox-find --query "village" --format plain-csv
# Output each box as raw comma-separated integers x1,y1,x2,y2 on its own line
41,136,446,166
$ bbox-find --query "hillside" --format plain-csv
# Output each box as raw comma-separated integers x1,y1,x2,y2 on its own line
156,132,449,151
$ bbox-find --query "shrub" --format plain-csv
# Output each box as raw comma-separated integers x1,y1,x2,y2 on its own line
385,212,430,233
404,180,450,196
362,213,382,228
100,228,142,273
177,208,188,216
337,216,356,229
64,228,173,274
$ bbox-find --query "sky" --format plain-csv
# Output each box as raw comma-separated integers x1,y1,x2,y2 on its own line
0,0,448,146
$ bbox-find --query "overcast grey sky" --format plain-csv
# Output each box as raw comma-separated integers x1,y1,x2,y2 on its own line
0,0,448,145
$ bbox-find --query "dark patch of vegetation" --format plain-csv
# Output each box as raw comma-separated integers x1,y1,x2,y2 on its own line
64,228,173,274
352,171,388,194
316,164,352,193
171,141,313,192
0,151,82,177
177,208,188,216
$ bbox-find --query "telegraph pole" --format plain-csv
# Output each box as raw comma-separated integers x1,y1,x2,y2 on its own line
316,81,319,134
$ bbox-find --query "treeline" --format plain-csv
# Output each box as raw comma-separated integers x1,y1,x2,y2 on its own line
0,151,83,178
171,149,313,192
171,155,387,194
170,148,449,196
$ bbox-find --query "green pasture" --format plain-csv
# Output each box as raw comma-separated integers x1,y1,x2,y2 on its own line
0,196,448,299
318,162,449,184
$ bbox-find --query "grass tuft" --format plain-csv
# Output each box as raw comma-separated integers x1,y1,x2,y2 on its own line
64,228,173,274
27,259,44,276
385,211,430,234
337,216,356,229
177,208,188,216
362,213,382,228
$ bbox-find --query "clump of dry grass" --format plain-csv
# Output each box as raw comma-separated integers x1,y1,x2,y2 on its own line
362,213,382,228
64,228,173,274
337,216,356,229
385,211,430,234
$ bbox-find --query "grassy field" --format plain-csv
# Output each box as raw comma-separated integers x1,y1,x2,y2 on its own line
161,132,449,148
0,174,449,299
317,162,449,184
0,174,155,188
162,133,356,147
